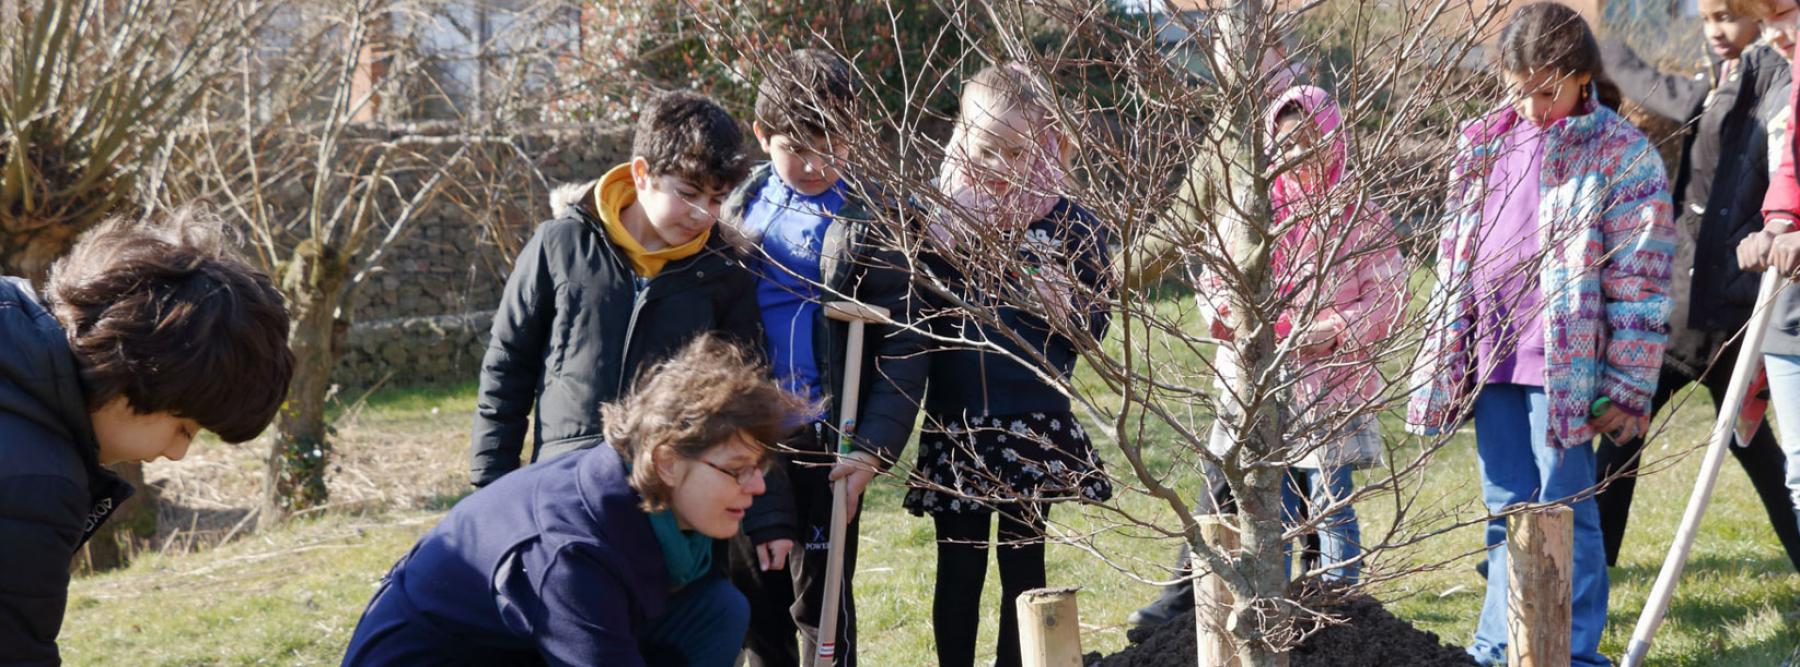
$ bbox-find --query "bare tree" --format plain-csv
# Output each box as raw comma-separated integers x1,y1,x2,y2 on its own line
156,0,571,523
0,0,249,279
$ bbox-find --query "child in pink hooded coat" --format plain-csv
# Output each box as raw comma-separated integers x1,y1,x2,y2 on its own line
1201,84,1406,582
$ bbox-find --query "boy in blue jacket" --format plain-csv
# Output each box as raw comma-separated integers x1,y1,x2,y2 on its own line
724,49,929,667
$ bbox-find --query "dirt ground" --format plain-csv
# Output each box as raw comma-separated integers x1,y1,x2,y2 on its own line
1086,593,1479,667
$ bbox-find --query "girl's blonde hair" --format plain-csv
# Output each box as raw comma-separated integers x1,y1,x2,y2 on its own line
961,63,1055,123
958,63,1077,167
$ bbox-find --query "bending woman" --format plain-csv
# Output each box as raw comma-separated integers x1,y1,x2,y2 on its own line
343,335,811,667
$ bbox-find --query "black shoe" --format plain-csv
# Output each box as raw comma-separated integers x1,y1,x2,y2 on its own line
1128,580,1195,627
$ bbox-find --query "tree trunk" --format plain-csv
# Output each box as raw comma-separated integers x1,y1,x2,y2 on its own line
1230,466,1292,667
262,244,347,525
0,224,83,285
1214,3,1292,663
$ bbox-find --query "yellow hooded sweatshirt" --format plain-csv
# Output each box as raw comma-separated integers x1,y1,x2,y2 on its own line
594,163,710,277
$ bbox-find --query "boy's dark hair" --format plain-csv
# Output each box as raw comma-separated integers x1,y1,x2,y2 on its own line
754,49,857,140
634,90,750,192
603,334,812,511
45,209,294,444
1498,2,1622,110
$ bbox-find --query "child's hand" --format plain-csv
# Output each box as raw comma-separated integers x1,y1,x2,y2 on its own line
1739,230,1776,272
1771,232,1800,276
1591,405,1649,442
1029,263,1077,321
1293,320,1340,358
827,450,883,521
1031,263,1075,305
757,539,794,572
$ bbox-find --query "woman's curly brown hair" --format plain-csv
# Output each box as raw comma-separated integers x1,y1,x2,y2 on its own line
46,208,294,443
602,334,813,510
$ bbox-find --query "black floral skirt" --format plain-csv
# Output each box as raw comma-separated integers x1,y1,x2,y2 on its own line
903,410,1114,516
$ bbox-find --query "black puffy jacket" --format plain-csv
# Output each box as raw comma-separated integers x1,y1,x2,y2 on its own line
468,182,763,487
0,278,133,666
1604,40,1793,332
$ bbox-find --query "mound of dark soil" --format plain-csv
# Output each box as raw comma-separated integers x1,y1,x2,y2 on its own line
1085,594,1478,667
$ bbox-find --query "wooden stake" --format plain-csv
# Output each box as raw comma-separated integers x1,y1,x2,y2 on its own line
1507,504,1574,667
1193,514,1240,667
814,301,889,666
1017,587,1083,667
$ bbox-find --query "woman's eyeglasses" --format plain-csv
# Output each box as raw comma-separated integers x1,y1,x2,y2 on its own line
698,457,771,486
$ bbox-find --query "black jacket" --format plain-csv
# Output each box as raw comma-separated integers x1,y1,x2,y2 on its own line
721,166,931,544
923,198,1114,417
468,182,763,487
1604,40,1792,331
0,278,133,666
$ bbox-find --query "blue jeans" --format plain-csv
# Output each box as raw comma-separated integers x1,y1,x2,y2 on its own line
1283,466,1362,583
1469,384,1610,667
1762,353,1800,538
641,575,750,667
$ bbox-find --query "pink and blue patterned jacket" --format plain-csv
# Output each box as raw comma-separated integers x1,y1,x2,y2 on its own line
1406,100,1675,449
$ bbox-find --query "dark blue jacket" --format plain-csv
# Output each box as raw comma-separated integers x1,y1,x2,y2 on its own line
0,278,133,667
343,439,669,667
923,199,1114,417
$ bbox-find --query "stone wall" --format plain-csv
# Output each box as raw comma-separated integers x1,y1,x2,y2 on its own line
329,124,635,388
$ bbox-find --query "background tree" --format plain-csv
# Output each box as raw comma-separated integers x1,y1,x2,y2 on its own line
0,0,247,279
159,0,569,523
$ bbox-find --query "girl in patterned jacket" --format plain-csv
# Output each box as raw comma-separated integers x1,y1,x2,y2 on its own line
1406,4,1675,665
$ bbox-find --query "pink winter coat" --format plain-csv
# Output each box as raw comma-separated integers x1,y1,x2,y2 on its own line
1202,86,1406,462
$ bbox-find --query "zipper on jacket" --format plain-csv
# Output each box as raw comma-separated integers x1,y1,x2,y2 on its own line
612,254,714,396
615,273,658,396
821,312,840,435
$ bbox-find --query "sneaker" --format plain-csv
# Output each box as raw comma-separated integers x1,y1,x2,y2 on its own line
1466,643,1505,666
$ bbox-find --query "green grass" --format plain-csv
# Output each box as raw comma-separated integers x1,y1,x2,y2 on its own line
59,351,1800,666
64,511,438,666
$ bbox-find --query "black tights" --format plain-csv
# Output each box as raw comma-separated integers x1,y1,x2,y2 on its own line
931,503,1048,667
